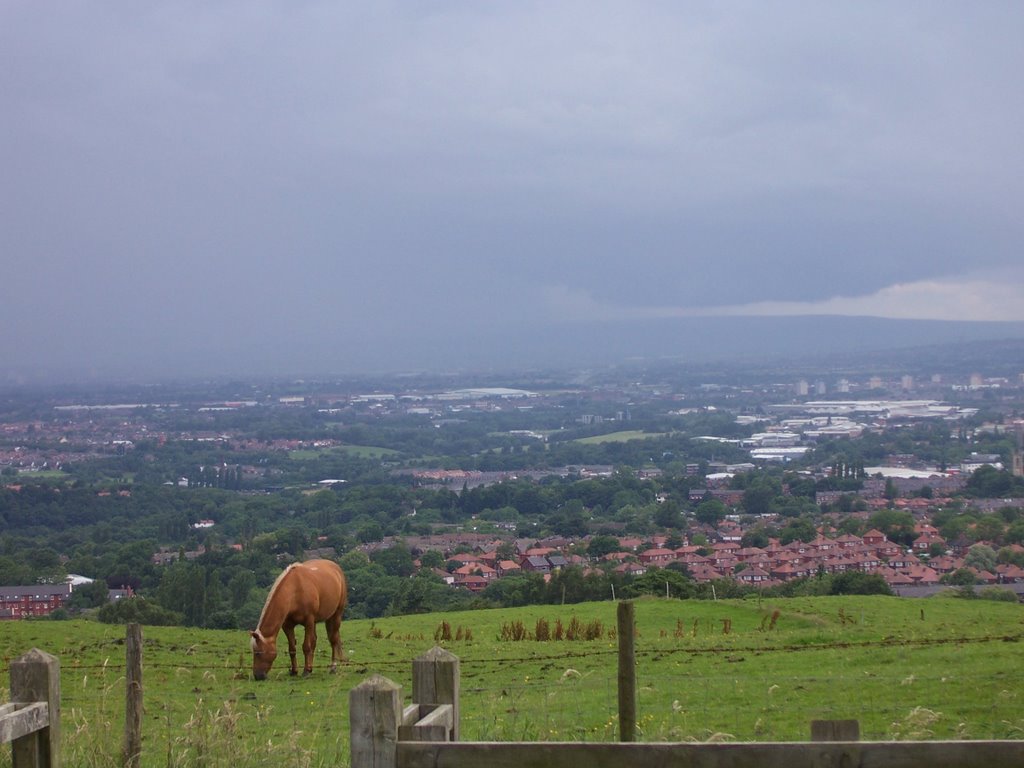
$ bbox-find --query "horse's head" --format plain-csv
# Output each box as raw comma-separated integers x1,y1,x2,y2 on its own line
250,630,278,681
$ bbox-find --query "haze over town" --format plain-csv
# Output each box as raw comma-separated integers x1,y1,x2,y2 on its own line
3,3,1024,382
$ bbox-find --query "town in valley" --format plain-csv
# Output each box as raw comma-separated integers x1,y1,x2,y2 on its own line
2,339,1024,625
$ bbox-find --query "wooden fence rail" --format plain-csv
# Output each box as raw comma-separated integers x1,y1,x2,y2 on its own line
394,740,1024,768
0,649,60,768
350,644,1024,768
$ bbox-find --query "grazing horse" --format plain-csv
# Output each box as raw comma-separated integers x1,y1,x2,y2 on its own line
250,559,347,680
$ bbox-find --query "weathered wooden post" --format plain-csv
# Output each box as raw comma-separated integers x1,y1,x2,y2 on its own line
10,649,60,768
410,647,460,742
123,623,143,768
617,601,636,742
350,675,401,768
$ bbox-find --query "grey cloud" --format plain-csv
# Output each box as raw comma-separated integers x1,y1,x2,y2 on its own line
2,2,1022,379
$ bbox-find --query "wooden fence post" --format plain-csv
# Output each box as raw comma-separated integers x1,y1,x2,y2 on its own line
350,675,401,768
123,623,143,768
411,647,460,742
10,649,60,768
617,601,636,743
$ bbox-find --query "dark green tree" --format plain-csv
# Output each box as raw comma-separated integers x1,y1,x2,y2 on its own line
587,534,622,559
626,566,695,599
66,579,112,611
868,509,916,547
695,499,727,527
156,561,209,626
829,572,892,596
97,596,183,626
371,544,416,577
964,544,998,573
779,518,816,544
653,500,683,529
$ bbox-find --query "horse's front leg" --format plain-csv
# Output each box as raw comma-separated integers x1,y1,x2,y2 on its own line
284,625,299,677
301,620,317,675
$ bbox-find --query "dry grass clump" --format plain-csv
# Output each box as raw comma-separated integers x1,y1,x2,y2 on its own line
498,615,606,641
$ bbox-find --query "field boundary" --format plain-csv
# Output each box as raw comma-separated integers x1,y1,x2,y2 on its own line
352,648,1024,768
350,601,1024,768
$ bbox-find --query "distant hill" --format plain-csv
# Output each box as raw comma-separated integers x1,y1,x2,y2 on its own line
455,315,1024,378
4,314,1023,384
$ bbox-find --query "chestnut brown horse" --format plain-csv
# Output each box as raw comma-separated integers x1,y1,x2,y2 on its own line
250,559,347,680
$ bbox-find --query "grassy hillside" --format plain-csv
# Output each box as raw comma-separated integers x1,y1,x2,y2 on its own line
574,430,667,444
2,595,1023,768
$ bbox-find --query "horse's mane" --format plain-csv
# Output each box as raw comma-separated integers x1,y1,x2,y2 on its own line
256,562,301,633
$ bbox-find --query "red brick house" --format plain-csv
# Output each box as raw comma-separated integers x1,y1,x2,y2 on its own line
453,562,497,581
614,562,647,577
737,566,771,585
639,547,676,565
0,584,71,619
496,560,522,577
454,574,488,592
862,529,888,546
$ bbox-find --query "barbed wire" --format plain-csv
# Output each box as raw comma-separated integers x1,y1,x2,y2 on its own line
9,629,1018,675
46,669,1016,690
47,667,1023,744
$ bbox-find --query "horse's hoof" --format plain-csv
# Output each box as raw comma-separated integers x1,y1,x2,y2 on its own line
302,670,312,677
289,670,298,677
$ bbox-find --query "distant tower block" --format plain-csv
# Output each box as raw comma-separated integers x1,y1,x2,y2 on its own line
795,380,809,396
901,375,914,391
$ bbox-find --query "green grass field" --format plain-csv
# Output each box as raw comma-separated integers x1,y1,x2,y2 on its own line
288,444,401,460
574,430,668,444
2,595,1023,768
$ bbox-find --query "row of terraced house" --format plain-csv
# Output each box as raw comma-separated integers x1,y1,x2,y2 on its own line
434,526,1024,593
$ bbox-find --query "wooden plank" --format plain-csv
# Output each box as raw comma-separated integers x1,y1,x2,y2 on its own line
397,740,1024,768
811,719,860,741
399,704,453,743
0,704,21,718
398,724,448,743
401,705,423,727
413,705,452,730
0,704,49,744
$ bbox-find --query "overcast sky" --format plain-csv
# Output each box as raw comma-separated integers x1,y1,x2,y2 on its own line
3,2,1023,380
